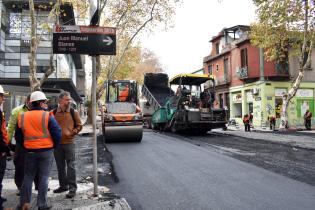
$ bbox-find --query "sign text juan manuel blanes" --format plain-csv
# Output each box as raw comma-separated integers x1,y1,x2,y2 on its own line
53,25,116,55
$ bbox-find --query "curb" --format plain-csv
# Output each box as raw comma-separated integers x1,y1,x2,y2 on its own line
71,198,131,210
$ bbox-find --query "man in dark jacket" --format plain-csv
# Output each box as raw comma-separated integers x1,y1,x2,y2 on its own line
304,110,312,130
15,91,61,210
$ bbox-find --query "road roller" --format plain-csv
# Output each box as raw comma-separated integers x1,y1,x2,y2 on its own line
103,80,143,142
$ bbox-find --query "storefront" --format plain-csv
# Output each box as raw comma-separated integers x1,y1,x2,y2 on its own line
230,81,315,128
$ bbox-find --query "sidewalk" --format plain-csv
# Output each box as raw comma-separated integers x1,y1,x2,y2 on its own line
2,124,130,210
2,179,131,210
213,125,315,150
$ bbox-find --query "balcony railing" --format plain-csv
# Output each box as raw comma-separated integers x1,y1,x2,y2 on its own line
216,76,231,85
236,66,248,79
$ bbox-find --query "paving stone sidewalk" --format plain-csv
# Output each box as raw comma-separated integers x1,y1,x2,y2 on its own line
2,124,130,210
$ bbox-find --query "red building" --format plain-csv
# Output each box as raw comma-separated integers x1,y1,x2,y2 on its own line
203,25,289,116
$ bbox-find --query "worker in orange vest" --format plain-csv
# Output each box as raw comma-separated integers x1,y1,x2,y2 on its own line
15,91,61,210
118,85,129,102
243,114,251,132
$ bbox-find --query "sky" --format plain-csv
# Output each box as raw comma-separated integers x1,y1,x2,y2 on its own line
141,0,257,78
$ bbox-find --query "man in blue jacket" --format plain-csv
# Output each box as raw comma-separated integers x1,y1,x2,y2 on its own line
15,91,61,210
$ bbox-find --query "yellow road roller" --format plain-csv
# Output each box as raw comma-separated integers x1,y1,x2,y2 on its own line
103,80,143,142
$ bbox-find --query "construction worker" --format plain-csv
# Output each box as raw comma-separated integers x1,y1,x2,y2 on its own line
7,95,39,195
304,110,312,130
52,92,82,199
0,85,9,205
15,91,61,210
268,115,276,131
243,114,251,132
118,85,129,102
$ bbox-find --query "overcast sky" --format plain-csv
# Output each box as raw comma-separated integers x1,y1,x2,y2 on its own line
141,0,257,78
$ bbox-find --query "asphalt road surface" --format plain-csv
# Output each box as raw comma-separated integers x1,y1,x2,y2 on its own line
107,130,315,210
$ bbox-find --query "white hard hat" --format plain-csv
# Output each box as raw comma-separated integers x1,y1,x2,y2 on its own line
30,91,47,102
0,85,4,94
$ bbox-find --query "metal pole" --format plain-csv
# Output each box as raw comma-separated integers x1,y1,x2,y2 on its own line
92,56,98,195
90,0,100,197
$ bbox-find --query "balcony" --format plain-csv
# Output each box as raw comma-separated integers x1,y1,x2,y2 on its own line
236,66,248,79
216,76,231,86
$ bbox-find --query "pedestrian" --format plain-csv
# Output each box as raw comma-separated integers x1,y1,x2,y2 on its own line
52,92,82,199
304,110,312,130
243,114,250,132
268,115,276,131
0,85,9,205
15,91,61,210
7,95,40,196
249,112,253,128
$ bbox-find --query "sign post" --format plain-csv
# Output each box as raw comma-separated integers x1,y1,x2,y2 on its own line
53,23,116,196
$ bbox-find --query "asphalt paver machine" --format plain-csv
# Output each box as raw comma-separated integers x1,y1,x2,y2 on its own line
144,73,227,133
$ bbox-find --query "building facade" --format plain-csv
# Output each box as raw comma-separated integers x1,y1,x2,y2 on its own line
0,0,86,119
203,25,315,128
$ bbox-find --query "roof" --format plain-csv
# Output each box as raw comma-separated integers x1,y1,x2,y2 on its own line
209,31,224,42
191,68,204,74
223,25,250,33
169,74,215,86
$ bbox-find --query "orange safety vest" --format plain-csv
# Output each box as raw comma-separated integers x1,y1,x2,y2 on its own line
18,110,53,149
119,88,129,102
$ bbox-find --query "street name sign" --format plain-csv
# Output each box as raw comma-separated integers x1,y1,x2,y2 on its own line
53,25,116,55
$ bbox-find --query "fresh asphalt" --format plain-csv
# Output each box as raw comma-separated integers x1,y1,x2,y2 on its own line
106,130,315,210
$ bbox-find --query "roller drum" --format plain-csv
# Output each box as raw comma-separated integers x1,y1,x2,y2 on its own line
104,125,143,142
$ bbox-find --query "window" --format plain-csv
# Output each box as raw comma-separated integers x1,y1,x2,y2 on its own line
216,64,219,72
208,64,212,74
241,48,248,67
9,13,21,34
219,94,223,108
215,43,220,55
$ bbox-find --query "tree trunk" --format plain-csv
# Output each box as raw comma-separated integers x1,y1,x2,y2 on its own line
279,0,312,130
29,0,40,91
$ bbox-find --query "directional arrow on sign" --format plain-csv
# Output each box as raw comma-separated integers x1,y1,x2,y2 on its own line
103,36,113,46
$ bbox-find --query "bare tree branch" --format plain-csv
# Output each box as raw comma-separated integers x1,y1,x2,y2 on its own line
39,53,55,87
97,0,158,97
108,0,158,79
99,0,108,16
299,0,309,69
116,0,141,28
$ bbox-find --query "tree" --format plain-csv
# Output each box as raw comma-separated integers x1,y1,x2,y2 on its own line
250,0,314,129
95,0,180,100
28,0,58,91
96,44,163,99
130,48,163,83
28,0,89,91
